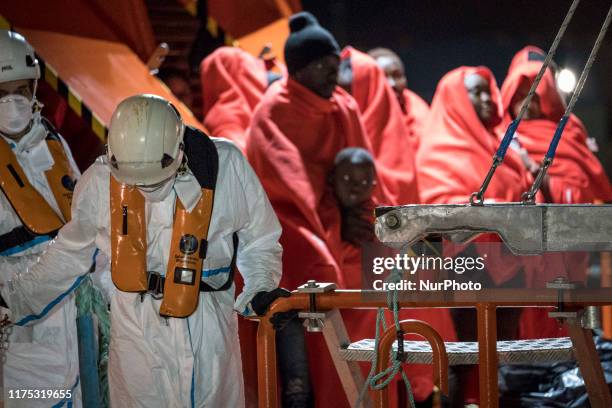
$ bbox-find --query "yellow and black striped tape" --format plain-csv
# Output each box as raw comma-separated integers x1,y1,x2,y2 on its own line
37,55,108,142
206,16,235,46
179,1,235,46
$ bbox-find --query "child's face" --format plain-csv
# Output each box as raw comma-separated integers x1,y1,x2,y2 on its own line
333,161,376,208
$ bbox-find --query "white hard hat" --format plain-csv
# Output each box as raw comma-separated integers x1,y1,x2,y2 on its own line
0,30,40,83
107,94,185,186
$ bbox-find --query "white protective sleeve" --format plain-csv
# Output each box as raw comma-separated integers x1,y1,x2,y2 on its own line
231,148,283,316
2,165,98,323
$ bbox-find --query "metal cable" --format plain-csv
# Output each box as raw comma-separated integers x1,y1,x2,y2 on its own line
470,0,581,205
522,4,612,203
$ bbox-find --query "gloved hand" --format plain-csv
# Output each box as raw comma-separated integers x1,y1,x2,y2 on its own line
251,288,291,316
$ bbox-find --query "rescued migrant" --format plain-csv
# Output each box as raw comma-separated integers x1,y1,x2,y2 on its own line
368,47,430,151
201,46,270,151
340,46,420,206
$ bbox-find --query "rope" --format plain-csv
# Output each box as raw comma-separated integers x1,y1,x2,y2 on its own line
522,4,612,202
75,275,111,408
470,0,581,205
355,246,417,408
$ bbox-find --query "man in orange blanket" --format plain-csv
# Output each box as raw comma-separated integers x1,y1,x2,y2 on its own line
200,47,269,151
500,46,612,338
368,47,430,152
416,66,533,404
340,46,420,206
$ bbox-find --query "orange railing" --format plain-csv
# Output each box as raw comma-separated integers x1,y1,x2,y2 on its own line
256,289,612,408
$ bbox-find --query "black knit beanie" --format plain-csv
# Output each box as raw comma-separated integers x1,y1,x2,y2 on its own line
284,12,340,75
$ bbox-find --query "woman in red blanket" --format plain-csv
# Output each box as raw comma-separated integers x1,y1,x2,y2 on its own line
368,47,430,152
500,46,612,338
501,46,612,205
340,46,420,206
200,46,268,151
416,66,533,405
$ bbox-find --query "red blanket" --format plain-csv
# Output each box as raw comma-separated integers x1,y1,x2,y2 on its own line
201,47,268,151
247,78,374,289
343,47,420,206
345,47,458,400
417,66,530,204
417,66,532,286
500,47,612,338
247,77,454,404
247,78,371,407
402,88,430,152
500,46,612,204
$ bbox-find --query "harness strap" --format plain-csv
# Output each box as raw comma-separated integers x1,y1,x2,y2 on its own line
0,226,41,253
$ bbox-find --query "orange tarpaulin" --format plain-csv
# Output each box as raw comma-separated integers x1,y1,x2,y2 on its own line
1,0,155,61
208,0,299,38
20,29,203,134
237,18,289,64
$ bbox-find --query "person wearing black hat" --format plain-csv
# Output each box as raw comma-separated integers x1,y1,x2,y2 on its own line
284,11,341,99
246,11,385,408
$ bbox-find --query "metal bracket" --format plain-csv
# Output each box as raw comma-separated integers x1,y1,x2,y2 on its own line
375,203,612,255
297,280,337,332
547,277,580,321
297,280,337,293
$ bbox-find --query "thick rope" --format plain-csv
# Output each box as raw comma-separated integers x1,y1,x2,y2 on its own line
75,276,111,408
355,247,416,408
470,0,581,205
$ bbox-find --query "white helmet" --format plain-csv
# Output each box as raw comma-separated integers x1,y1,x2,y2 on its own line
0,30,40,84
107,94,185,186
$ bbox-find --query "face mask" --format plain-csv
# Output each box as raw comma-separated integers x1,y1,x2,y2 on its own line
0,94,33,136
138,176,175,202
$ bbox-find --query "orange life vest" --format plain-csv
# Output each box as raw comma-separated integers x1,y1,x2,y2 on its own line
109,174,215,318
0,131,76,235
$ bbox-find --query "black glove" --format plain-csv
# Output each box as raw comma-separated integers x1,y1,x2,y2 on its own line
251,288,291,316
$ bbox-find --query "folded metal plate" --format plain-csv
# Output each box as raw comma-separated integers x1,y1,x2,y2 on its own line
374,204,612,255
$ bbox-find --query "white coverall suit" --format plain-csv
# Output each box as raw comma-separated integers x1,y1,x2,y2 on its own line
3,138,283,407
0,113,82,408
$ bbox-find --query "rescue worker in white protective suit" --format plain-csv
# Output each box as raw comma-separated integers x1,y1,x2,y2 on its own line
0,30,82,407
1,93,288,407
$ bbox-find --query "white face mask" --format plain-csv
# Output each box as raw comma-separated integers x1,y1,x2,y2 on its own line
0,94,34,136
138,175,176,202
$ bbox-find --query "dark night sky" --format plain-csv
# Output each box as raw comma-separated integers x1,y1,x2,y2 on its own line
304,0,612,172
